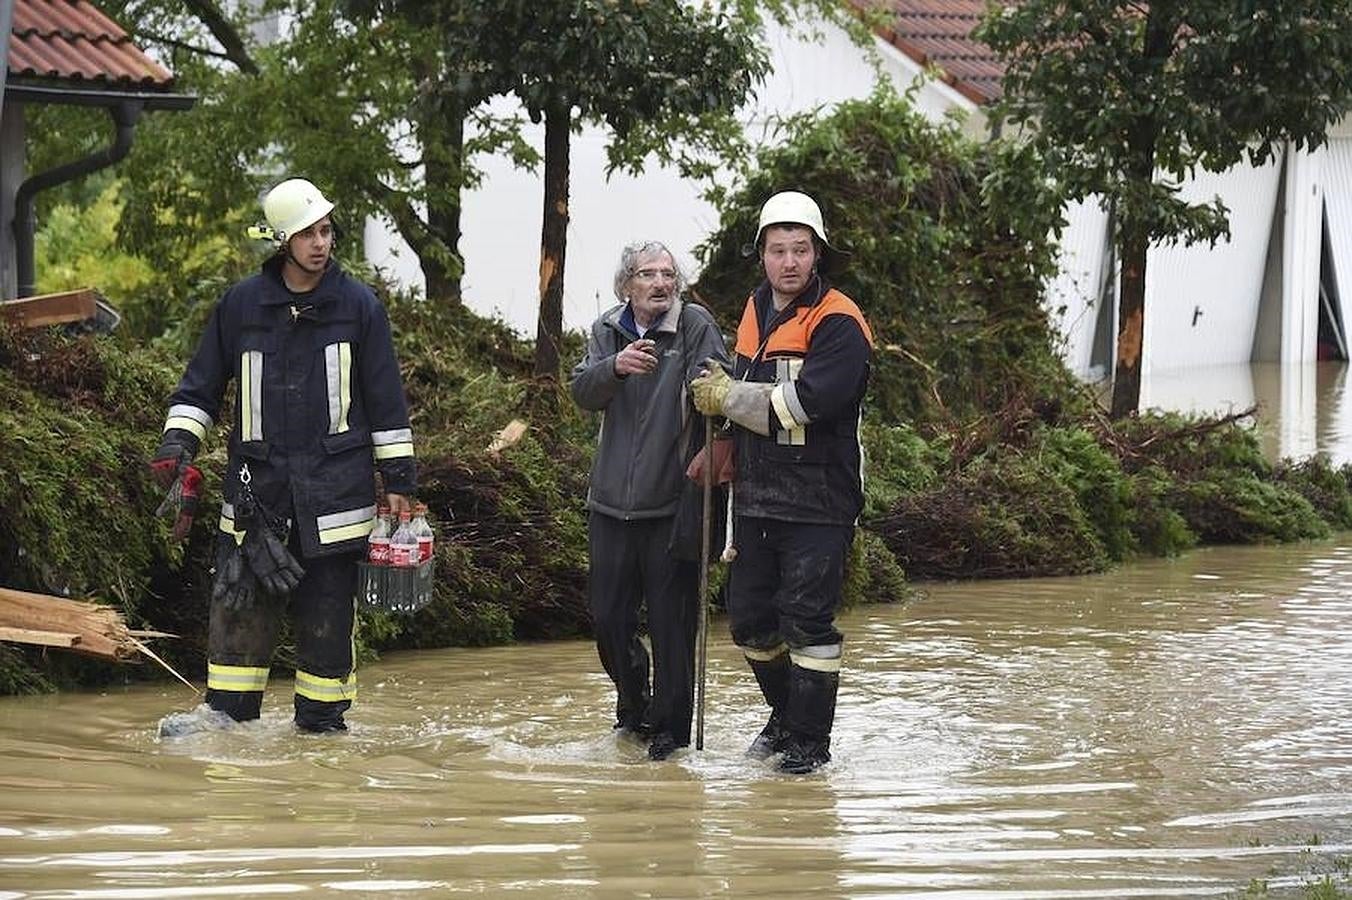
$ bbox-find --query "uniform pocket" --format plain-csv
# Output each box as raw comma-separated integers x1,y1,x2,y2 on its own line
321,427,371,454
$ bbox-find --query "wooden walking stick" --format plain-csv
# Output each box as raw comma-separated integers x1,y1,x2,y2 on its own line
695,414,714,751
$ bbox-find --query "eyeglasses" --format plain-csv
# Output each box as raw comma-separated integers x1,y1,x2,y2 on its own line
633,268,677,282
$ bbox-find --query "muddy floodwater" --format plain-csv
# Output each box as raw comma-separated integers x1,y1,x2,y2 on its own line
1,539,1351,898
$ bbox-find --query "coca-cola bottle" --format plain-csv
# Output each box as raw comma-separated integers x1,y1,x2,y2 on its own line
367,505,391,566
389,509,418,568
412,503,434,564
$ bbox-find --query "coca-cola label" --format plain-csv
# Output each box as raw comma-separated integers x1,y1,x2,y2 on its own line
390,543,417,567
368,537,391,565
418,538,433,563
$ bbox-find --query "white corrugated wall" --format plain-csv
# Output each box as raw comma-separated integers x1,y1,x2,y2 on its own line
1282,145,1327,363
1142,157,1283,373
1325,137,1352,341
1044,197,1110,377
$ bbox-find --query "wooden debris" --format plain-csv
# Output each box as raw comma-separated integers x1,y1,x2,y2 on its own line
0,627,80,648
0,289,97,329
486,419,529,457
0,586,145,661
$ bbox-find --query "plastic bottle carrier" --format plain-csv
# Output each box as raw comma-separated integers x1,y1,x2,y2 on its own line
357,559,435,614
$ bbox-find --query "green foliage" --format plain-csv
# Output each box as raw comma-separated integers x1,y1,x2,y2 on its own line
695,86,1075,427
1122,464,1197,558
1173,476,1328,544
0,325,181,610
843,528,912,606
1034,425,1136,561
43,0,842,308
860,421,946,519
979,1,1352,247
0,645,54,696
1274,456,1352,530
874,446,1110,580
33,180,156,308
978,1,1352,415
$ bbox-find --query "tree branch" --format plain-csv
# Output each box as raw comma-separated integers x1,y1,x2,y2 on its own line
182,0,259,75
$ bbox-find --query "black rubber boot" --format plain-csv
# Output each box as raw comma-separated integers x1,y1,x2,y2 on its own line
777,664,838,775
205,688,264,722
613,688,652,742
647,731,686,761
746,653,791,759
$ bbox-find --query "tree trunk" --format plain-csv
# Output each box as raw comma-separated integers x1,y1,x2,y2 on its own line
1109,5,1175,419
1109,227,1148,418
415,76,466,303
533,101,570,380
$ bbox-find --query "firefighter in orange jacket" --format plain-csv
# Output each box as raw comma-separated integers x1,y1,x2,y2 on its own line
691,191,873,774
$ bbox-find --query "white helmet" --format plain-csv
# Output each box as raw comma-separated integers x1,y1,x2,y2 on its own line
261,178,334,242
754,191,831,248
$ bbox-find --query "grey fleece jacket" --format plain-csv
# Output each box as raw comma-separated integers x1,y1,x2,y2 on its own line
569,298,729,520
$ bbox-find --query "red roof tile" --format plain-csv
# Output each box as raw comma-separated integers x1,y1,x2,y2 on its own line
8,0,175,89
856,0,1006,105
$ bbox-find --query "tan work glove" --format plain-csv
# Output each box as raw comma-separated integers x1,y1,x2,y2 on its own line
690,360,733,416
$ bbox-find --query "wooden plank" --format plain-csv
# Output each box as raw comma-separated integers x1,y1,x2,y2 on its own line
0,586,136,661
0,627,81,648
0,289,98,329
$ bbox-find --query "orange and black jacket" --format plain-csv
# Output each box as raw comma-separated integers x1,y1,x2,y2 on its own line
731,276,874,525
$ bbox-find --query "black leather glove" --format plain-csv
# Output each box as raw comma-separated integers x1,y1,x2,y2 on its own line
211,546,257,611
242,525,305,596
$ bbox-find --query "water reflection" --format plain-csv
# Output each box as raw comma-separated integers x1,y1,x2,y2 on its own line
1140,361,1352,464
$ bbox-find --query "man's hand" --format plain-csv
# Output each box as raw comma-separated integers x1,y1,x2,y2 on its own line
690,359,733,416
686,437,735,485
152,448,203,543
385,492,412,518
613,339,658,377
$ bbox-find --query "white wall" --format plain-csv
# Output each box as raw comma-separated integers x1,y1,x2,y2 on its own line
363,16,981,336
1325,138,1352,336
1045,197,1110,376
1141,158,1283,373
1281,145,1327,364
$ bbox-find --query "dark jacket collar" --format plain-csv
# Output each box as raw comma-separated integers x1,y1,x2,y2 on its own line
258,254,344,306
752,274,831,331
607,298,684,339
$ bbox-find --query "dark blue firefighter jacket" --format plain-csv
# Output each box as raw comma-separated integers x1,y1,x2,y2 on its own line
159,256,416,557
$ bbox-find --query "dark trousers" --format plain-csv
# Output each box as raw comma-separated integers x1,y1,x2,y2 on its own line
726,517,851,653
207,539,361,731
588,511,698,743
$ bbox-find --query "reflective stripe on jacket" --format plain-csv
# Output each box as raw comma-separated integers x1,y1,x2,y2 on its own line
731,277,873,525
160,256,416,557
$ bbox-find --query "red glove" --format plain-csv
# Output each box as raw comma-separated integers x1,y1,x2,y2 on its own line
685,438,735,485
155,463,203,542
149,455,180,489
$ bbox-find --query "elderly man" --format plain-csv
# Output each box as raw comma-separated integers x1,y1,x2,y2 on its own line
570,241,729,760
691,192,873,774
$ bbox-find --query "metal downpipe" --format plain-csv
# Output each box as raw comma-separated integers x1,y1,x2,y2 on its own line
13,99,143,297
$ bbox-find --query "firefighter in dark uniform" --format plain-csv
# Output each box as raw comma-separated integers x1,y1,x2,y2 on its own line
151,178,416,732
691,191,873,774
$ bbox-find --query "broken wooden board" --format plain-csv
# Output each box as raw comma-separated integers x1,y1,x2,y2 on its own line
0,586,141,661
0,289,98,329
0,627,80,648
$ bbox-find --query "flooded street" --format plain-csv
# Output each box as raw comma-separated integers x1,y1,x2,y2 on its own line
1,540,1350,897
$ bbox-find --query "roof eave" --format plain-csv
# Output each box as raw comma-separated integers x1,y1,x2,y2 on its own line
3,78,195,110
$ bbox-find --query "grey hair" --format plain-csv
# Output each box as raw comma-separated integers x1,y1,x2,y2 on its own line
612,241,687,302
